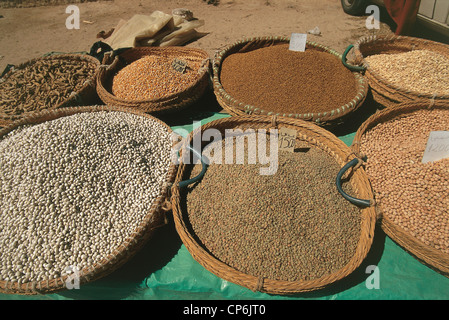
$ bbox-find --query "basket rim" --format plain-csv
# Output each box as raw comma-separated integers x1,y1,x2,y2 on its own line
351,100,449,276
0,105,178,295
212,36,369,124
95,46,211,112
0,53,101,125
171,114,378,295
353,34,449,100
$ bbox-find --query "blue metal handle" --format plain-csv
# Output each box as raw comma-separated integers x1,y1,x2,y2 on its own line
342,44,366,72
178,145,208,188
336,158,371,208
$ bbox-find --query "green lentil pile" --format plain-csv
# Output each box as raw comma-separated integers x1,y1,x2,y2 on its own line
219,43,358,115
112,55,202,101
185,136,362,282
0,111,173,284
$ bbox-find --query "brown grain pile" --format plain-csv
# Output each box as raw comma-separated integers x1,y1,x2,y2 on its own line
219,43,358,115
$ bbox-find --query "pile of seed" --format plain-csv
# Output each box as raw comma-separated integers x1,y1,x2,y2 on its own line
219,43,358,115
185,136,362,282
0,111,173,284
360,109,449,253
0,57,97,116
111,55,202,100
365,50,449,96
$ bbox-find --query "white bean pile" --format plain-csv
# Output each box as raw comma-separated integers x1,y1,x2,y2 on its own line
0,111,173,284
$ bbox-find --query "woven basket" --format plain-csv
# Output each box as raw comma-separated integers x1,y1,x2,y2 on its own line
343,34,449,108
171,115,377,295
0,105,177,295
351,100,449,277
0,53,101,127
96,46,211,115
212,36,369,126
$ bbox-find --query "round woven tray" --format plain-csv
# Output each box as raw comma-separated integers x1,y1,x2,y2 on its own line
0,53,101,127
171,115,377,295
0,105,177,295
342,34,449,108
351,100,449,277
96,46,211,115
212,36,369,126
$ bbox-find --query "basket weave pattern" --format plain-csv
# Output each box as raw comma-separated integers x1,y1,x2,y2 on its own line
96,47,211,114
212,36,369,125
171,115,377,295
352,34,449,108
351,101,449,277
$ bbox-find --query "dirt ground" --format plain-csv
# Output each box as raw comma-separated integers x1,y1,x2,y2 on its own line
0,0,400,72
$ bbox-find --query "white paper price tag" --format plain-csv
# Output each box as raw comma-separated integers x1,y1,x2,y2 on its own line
422,131,449,163
289,33,307,52
278,127,297,152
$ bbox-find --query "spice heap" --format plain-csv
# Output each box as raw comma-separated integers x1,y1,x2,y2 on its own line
365,50,449,96
360,109,449,253
219,43,358,115
0,57,97,116
185,136,361,282
0,111,173,284
112,55,202,100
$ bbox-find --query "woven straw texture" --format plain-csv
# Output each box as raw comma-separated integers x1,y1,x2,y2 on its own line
351,100,449,277
96,46,211,115
212,36,369,126
0,53,101,127
171,115,377,295
351,34,449,108
0,105,177,295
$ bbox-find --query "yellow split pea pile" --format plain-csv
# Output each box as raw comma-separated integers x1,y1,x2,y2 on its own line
111,55,203,101
360,109,449,253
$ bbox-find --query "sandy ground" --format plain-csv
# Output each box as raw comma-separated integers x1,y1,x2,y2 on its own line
0,0,399,72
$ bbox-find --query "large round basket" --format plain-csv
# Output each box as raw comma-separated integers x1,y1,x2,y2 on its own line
0,105,177,295
342,34,449,108
96,47,211,115
170,115,377,295
351,100,449,277
212,36,369,126
0,53,101,127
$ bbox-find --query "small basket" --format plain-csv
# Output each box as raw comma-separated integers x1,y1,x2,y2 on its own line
0,53,101,127
342,34,449,108
171,115,377,295
0,105,177,295
96,47,211,115
351,100,449,277
212,36,369,126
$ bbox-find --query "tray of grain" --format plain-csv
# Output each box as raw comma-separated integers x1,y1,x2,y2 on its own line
170,115,377,295
96,47,210,115
212,36,369,126
0,53,101,127
342,34,449,108
0,105,177,295
351,100,449,277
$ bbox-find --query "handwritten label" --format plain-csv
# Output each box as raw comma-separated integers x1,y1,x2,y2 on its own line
289,33,307,52
172,59,187,73
422,131,449,163
278,127,297,152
